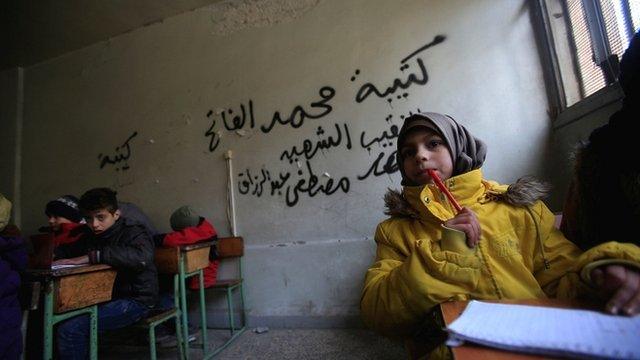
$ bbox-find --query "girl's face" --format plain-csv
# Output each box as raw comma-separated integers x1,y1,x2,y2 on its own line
400,128,453,185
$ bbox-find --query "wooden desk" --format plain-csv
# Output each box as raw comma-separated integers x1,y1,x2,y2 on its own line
154,241,215,360
27,264,116,360
154,241,213,274
28,264,117,313
440,299,599,360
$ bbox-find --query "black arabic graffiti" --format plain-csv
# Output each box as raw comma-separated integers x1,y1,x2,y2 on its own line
98,131,138,171
204,86,336,152
360,124,399,151
261,86,335,133
238,160,349,207
280,123,352,163
352,35,445,104
221,100,256,131
286,161,350,207
357,150,398,180
208,35,448,206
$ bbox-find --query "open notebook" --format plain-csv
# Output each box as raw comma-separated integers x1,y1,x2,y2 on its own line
446,301,640,360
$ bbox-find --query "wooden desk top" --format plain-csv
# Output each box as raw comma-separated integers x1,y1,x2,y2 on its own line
27,263,113,278
27,264,117,313
440,299,600,360
180,240,215,252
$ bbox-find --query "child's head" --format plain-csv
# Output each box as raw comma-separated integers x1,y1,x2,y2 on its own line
79,188,120,234
170,206,201,231
45,195,83,231
396,113,487,186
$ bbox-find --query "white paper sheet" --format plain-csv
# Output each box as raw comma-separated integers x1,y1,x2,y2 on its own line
446,300,640,359
51,264,85,270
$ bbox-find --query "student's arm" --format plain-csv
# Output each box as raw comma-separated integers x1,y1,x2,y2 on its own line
92,227,154,271
54,237,88,259
0,236,27,272
360,224,475,338
528,201,640,303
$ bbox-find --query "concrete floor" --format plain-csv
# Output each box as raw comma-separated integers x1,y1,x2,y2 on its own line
100,328,406,359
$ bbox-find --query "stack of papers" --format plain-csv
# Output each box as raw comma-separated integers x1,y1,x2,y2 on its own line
446,300,640,359
51,264,85,270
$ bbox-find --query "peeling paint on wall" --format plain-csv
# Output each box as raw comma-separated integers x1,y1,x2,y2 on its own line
208,0,323,36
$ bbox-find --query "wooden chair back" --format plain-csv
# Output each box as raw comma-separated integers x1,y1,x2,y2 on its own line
217,237,244,258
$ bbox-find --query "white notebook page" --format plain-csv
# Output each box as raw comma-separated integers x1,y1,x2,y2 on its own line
446,301,640,359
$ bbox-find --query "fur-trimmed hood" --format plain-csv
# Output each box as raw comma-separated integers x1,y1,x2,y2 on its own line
384,176,550,218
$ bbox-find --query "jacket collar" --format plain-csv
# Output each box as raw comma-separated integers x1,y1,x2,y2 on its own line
94,217,124,240
57,222,83,233
402,169,485,222
384,169,550,220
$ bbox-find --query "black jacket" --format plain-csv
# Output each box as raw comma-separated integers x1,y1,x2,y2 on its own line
55,217,159,307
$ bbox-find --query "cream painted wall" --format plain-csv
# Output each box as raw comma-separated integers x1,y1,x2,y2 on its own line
20,0,553,324
0,68,22,225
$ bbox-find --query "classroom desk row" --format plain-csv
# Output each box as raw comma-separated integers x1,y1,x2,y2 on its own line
27,250,589,360
25,241,221,360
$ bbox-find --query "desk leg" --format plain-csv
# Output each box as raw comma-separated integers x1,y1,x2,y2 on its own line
43,282,54,360
89,305,98,360
198,269,208,353
179,253,190,360
226,287,235,335
174,274,186,360
41,281,100,360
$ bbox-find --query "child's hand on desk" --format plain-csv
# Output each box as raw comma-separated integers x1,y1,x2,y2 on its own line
591,264,640,316
52,255,90,266
444,207,482,248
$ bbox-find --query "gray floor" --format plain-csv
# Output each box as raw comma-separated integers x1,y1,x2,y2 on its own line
100,328,406,359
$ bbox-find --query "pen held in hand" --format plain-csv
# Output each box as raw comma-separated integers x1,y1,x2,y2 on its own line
427,169,462,213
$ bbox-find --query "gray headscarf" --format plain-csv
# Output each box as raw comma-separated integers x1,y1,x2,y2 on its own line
396,112,487,185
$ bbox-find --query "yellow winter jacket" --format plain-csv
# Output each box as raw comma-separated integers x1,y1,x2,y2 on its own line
361,169,640,338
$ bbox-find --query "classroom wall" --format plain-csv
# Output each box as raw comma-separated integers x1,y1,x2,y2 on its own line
17,0,556,326
0,67,23,226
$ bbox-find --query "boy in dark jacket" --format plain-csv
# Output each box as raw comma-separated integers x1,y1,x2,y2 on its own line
53,188,159,360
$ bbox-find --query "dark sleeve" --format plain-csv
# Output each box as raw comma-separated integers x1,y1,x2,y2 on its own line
209,235,219,260
0,236,27,272
54,238,89,259
99,227,155,271
153,233,166,248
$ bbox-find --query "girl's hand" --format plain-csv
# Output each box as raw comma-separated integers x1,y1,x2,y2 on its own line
591,264,640,315
444,207,481,248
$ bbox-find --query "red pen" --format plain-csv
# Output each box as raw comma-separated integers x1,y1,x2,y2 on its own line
427,169,462,213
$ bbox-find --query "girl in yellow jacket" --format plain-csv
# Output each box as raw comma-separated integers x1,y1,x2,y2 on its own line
360,112,640,346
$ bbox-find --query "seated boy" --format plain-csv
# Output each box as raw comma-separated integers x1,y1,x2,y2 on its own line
53,188,159,359
43,195,88,247
156,205,219,290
